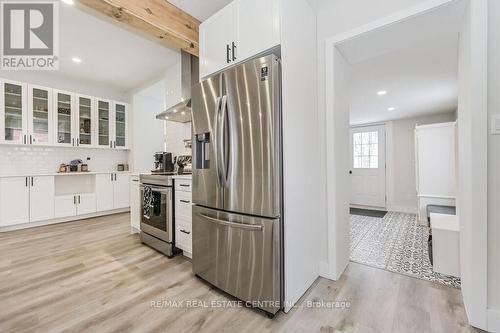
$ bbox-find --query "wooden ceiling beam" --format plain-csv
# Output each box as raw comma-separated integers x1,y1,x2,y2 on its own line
79,0,200,56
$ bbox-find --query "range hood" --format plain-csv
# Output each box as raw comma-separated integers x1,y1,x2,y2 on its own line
156,50,199,123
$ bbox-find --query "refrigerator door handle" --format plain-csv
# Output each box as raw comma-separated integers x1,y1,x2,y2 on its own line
219,95,229,187
198,213,263,231
214,96,223,186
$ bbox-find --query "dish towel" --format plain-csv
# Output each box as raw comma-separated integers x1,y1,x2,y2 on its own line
143,186,153,219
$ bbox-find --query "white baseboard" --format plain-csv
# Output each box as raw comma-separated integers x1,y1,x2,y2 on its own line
488,309,500,333
0,208,130,232
350,204,386,211
386,205,418,214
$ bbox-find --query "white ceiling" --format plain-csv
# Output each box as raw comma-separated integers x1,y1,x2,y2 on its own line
168,0,233,21
338,2,466,125
51,3,180,93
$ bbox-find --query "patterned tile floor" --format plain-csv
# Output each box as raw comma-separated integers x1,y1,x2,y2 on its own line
350,211,461,288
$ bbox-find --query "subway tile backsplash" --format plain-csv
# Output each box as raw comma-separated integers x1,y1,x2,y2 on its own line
0,146,129,176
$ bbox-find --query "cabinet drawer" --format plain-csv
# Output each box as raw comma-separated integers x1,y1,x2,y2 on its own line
175,222,192,253
175,179,192,192
175,191,192,220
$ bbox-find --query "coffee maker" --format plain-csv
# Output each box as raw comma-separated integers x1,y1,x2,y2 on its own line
152,152,174,174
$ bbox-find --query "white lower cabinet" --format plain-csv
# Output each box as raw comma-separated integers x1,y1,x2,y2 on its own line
78,193,97,215
114,173,130,209
30,176,55,222
130,177,140,232
97,173,130,211
0,176,54,226
55,195,77,218
174,178,192,257
0,172,130,229
55,194,97,218
0,177,30,226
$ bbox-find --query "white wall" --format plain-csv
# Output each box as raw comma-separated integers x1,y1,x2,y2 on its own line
165,122,191,156
130,80,166,173
487,0,500,329
385,112,456,213
456,0,488,329
281,0,319,312
130,79,192,174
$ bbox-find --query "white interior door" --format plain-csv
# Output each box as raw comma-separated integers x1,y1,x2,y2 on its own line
350,125,386,208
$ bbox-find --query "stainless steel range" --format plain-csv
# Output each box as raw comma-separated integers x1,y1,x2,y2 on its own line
140,174,175,257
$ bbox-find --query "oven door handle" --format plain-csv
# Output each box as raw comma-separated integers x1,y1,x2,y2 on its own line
198,213,263,231
140,184,171,194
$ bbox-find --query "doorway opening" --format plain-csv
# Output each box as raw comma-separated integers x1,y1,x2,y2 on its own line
324,0,488,329
341,0,463,288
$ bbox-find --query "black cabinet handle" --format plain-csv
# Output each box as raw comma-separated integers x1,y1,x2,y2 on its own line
30,135,32,144
25,177,28,187
78,195,81,204
31,177,33,187
180,229,191,235
226,44,231,63
179,184,190,187
111,173,113,181
23,135,26,144
73,196,76,205
232,42,236,61
180,200,190,204
349,170,352,174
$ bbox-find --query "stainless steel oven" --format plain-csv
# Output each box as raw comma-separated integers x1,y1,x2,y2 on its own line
140,174,174,257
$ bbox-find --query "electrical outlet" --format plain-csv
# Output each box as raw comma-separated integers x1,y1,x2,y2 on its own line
492,115,500,135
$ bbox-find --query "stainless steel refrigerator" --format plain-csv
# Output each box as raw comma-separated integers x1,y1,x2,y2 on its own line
191,53,282,315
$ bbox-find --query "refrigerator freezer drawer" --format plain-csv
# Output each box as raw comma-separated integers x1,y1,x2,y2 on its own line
192,205,281,314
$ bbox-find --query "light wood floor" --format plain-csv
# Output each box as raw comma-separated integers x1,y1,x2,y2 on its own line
0,213,479,333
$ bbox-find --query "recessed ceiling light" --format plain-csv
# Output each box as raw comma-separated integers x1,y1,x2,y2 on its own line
62,0,74,5
172,109,178,113
165,116,169,120
72,57,82,64
388,107,396,111
181,111,186,115
377,90,387,96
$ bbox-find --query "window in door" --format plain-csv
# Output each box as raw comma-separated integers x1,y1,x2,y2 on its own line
353,131,379,169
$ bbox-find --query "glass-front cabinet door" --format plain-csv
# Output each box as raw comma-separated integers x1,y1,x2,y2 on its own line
1,80,27,144
28,85,53,145
54,90,74,146
77,95,94,147
96,99,111,147
114,102,127,149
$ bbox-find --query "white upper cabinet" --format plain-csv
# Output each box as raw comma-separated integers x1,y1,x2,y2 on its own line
0,78,128,150
76,95,95,147
95,99,112,148
235,0,281,63
199,0,281,79
200,2,236,79
0,80,28,144
28,85,53,146
53,90,75,147
113,102,128,149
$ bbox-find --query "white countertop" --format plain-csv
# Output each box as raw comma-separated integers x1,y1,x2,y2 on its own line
0,171,131,178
